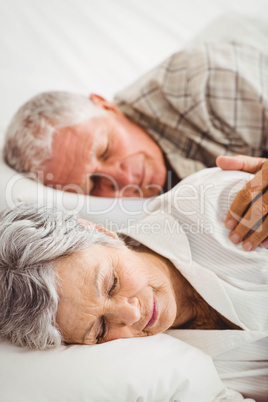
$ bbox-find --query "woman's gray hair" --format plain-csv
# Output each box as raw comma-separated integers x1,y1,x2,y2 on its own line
3,91,107,174
0,204,123,349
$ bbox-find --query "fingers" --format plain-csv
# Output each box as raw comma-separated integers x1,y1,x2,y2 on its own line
225,161,268,223
216,155,267,173
242,218,268,251
262,238,268,248
228,192,268,251
226,160,268,251
216,155,244,171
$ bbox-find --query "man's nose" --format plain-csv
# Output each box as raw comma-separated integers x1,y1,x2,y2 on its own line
111,296,141,326
100,162,133,188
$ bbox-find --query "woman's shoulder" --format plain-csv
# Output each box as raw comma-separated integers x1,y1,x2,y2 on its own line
176,167,253,189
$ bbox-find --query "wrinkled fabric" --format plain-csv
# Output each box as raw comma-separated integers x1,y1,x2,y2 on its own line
115,42,268,179
121,168,268,400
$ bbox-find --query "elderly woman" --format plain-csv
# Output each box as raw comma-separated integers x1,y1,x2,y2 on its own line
0,166,267,351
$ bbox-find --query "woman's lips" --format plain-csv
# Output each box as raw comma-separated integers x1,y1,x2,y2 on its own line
145,297,158,329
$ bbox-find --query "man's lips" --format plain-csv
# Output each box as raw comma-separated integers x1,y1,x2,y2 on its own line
145,297,158,329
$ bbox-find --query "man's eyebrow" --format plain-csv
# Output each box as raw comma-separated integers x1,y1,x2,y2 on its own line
82,265,101,343
81,140,100,193
89,140,97,160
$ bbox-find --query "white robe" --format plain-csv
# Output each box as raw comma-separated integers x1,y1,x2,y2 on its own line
121,168,268,401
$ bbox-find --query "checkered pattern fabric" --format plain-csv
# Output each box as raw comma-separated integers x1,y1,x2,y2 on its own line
115,42,268,179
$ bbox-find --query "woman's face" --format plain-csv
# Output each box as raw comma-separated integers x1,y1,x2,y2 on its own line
55,243,178,345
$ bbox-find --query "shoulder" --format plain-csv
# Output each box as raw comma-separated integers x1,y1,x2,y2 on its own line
167,167,253,206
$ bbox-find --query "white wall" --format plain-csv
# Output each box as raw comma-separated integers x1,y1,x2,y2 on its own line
0,0,267,142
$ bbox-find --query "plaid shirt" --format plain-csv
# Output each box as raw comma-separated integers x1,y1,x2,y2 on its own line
114,42,268,179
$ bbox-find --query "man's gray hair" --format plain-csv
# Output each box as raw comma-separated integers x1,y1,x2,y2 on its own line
0,204,123,349
3,91,107,174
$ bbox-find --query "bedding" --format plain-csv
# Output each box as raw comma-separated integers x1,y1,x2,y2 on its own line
1,1,268,401
115,41,268,179
122,167,268,400
0,334,253,402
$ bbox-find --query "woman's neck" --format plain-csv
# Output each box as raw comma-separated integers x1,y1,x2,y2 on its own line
172,277,242,330
143,247,241,330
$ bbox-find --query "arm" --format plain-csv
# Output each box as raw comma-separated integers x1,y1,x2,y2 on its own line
216,155,268,251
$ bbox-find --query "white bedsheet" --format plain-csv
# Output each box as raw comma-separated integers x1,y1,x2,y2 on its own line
167,330,268,402
122,167,268,401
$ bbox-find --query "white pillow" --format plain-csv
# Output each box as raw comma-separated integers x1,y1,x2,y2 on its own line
0,150,148,230
0,334,231,402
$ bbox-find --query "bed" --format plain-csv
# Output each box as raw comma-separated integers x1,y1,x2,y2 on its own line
0,1,268,401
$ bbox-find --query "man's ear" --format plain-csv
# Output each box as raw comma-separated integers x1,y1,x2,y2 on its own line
78,219,118,239
90,93,121,114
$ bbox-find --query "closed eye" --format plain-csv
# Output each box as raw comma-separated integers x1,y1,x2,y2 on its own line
109,275,117,296
100,142,109,161
96,275,117,343
89,174,100,194
96,317,106,342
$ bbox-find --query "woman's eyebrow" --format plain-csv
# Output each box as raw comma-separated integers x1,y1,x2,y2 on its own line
96,263,112,296
82,265,104,343
94,265,102,297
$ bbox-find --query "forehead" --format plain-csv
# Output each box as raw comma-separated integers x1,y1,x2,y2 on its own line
42,117,108,188
55,246,102,343
56,248,97,302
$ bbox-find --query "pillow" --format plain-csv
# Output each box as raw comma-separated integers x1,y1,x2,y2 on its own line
0,334,232,402
0,150,148,230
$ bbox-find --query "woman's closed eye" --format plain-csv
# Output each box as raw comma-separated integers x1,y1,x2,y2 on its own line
96,274,118,342
109,275,117,296
96,317,106,342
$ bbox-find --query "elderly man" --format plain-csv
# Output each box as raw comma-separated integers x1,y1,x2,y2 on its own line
3,41,268,251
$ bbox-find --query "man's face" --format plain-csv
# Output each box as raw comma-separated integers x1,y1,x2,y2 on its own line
43,103,167,198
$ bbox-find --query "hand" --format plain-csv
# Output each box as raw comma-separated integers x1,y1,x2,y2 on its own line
216,155,268,251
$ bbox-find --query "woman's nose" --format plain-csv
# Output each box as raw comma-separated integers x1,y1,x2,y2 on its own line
111,296,141,326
